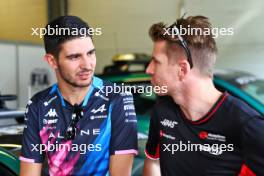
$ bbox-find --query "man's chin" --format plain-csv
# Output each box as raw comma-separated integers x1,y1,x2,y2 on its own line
76,80,92,87
70,78,93,88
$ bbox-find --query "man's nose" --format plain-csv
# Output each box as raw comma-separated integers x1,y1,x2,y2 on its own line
80,56,92,69
146,61,154,75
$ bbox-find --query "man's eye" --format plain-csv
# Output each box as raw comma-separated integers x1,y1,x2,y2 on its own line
87,50,95,55
153,59,158,64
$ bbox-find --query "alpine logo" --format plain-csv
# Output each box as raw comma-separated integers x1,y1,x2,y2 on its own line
91,104,107,114
45,109,58,117
160,119,178,128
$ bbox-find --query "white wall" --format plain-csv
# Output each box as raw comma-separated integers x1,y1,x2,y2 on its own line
184,0,264,78
0,43,17,108
18,45,56,108
0,42,56,108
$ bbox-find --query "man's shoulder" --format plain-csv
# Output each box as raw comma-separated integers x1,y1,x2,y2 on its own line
29,85,56,106
93,76,134,101
225,94,262,119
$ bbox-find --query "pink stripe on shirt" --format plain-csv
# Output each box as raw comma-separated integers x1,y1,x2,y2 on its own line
19,156,35,163
115,149,138,155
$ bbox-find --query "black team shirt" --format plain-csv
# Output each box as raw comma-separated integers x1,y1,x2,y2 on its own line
145,92,264,176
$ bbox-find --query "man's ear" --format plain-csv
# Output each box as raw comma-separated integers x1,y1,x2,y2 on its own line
44,54,58,69
177,59,190,80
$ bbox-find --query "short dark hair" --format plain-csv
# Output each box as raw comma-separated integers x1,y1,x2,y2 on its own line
149,15,217,77
44,15,92,58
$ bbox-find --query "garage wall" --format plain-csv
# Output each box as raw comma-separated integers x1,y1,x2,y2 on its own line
0,0,47,44
18,45,56,108
68,0,264,78
68,0,180,73
0,43,17,108
183,0,264,78
0,42,56,108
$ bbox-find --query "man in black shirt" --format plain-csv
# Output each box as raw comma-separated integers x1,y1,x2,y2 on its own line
143,15,264,176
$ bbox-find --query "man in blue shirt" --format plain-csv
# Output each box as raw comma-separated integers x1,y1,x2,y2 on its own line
20,15,138,176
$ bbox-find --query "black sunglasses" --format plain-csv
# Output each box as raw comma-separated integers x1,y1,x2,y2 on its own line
167,23,193,68
64,104,84,140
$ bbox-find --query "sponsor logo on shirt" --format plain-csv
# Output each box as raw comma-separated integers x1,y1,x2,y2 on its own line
120,91,132,96
95,91,109,101
124,104,135,111
125,119,137,123
124,111,137,123
25,108,29,114
91,104,107,114
25,100,33,114
45,109,58,117
199,144,223,155
27,100,33,106
43,119,58,125
125,112,136,116
160,130,175,140
123,97,134,104
90,115,107,120
198,131,226,142
47,128,101,138
160,119,178,128
44,95,57,106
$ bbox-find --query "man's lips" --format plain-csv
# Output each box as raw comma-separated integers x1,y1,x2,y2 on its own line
77,71,93,80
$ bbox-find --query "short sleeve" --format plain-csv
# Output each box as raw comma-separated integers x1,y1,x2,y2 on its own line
110,93,138,155
145,108,160,160
20,100,44,163
240,116,264,175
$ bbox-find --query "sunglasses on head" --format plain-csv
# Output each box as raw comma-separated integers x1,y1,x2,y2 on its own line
166,23,193,69
64,104,84,140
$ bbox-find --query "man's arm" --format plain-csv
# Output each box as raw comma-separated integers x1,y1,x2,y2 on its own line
20,161,42,176
20,99,44,175
109,93,138,175
109,154,134,176
143,158,160,176
240,116,264,175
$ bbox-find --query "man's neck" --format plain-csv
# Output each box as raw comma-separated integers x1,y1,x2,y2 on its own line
171,79,222,122
58,83,90,106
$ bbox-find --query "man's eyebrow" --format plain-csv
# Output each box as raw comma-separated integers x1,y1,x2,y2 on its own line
87,48,96,54
65,48,96,58
65,53,82,58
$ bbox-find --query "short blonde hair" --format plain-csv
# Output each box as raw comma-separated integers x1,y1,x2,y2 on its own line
149,15,217,77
